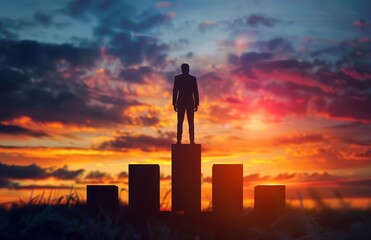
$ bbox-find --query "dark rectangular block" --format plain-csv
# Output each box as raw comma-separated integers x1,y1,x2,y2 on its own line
172,144,201,213
254,185,286,222
87,185,118,215
212,164,243,218
129,164,160,214
212,164,243,237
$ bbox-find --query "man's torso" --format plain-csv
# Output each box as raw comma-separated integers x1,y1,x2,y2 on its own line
175,74,196,107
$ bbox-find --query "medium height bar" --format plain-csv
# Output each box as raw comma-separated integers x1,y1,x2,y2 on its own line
254,185,286,223
212,164,243,219
129,164,160,214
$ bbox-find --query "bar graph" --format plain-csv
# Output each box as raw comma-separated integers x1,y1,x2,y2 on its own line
86,144,286,221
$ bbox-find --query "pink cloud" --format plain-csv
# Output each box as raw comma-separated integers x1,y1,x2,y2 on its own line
352,20,370,28
274,133,326,145
341,68,371,81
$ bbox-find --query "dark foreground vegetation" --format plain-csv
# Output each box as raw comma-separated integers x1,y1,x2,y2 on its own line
0,191,370,240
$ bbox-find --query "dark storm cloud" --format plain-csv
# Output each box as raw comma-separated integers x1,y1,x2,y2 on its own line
247,14,279,27
0,11,69,38
0,17,33,32
31,11,70,29
0,39,147,127
243,173,270,182
0,18,19,40
65,0,172,67
339,178,371,187
228,52,273,66
120,11,173,32
85,170,111,179
33,11,53,26
272,173,296,181
99,131,175,151
119,115,160,126
106,31,169,67
316,91,371,122
263,81,329,101
1,88,130,125
228,52,273,77
0,163,84,180
0,123,49,138
184,51,194,58
254,38,294,54
0,67,28,93
65,0,95,18
52,166,85,180
0,163,47,179
119,66,153,83
117,171,128,179
343,138,371,146
0,39,98,75
0,178,19,189
254,58,320,72
310,42,351,60
203,172,339,184
325,122,364,129
66,0,172,31
227,14,280,29
75,170,114,184
310,39,371,70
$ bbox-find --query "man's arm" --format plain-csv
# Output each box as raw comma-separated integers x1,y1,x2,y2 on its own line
173,77,179,112
193,77,199,111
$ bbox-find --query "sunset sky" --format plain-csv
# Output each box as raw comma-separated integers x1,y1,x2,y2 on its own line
0,0,370,209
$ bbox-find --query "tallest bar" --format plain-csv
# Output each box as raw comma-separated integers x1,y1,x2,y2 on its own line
171,144,201,213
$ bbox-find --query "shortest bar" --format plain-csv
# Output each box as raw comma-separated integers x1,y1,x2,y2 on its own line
254,185,286,223
87,185,118,215
129,164,160,215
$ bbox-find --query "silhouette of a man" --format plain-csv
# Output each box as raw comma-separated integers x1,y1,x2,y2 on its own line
173,63,199,144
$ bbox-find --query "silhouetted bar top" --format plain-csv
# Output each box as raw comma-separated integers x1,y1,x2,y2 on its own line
171,144,201,213
171,143,201,149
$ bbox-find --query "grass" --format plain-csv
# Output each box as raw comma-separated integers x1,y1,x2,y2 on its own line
0,190,370,240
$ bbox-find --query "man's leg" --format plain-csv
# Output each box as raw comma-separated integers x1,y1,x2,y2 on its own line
186,106,195,143
177,106,186,144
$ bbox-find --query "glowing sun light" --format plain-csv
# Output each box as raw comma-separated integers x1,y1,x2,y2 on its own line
246,114,270,131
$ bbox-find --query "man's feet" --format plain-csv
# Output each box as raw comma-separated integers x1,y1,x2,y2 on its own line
190,140,195,144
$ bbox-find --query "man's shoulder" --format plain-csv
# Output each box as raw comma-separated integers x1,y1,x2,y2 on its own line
175,74,196,78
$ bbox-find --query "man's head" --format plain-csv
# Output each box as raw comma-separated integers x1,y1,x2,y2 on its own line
181,63,190,74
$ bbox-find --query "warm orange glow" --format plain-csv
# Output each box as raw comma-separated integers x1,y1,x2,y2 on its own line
0,43,370,211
